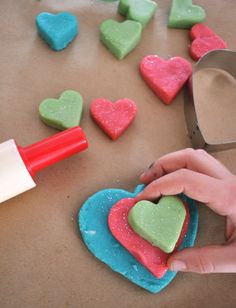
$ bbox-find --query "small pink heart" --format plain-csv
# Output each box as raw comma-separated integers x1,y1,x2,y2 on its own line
108,198,190,279
189,24,227,61
140,55,192,104
90,98,137,140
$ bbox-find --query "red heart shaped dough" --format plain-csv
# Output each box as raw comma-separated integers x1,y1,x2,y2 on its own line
190,23,216,40
108,198,190,279
190,24,227,61
140,55,192,104
90,98,137,140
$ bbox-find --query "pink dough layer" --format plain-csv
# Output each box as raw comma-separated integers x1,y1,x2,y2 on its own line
108,197,190,279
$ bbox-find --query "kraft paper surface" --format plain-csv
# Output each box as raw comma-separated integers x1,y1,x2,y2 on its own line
0,1,236,307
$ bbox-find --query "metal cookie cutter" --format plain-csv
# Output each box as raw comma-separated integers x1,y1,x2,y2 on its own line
184,49,236,152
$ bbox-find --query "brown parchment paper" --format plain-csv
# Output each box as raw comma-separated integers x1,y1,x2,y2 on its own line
0,1,236,307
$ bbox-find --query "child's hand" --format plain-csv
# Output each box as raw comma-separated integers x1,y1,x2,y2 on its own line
135,148,236,274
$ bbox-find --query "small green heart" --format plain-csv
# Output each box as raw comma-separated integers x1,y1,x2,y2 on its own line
118,0,157,28
168,0,206,29
100,19,142,60
39,90,83,130
128,196,186,253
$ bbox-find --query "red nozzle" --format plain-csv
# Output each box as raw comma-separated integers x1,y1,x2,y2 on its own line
18,126,88,177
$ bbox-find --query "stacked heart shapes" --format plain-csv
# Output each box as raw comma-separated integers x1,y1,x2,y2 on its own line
79,185,199,293
100,0,157,59
108,196,190,279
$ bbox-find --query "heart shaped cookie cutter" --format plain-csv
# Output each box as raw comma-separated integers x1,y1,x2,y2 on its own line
185,49,236,152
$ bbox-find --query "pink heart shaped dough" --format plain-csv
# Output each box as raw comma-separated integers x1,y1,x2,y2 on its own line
189,24,227,61
108,198,190,279
90,98,137,140
140,55,192,104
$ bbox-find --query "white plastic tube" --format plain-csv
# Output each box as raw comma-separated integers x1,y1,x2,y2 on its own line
0,140,36,203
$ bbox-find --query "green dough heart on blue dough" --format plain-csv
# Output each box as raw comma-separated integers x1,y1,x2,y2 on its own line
36,12,78,51
78,185,198,293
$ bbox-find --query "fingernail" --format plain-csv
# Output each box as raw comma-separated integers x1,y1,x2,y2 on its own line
148,162,154,169
169,260,186,272
140,163,154,179
140,172,146,178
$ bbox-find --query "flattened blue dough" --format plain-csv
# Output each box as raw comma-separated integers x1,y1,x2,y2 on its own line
36,12,78,51
78,185,198,293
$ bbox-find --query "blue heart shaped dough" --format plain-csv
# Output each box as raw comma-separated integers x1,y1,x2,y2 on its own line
78,185,198,293
36,12,78,51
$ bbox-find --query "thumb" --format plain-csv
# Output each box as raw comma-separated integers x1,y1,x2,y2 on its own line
168,244,236,273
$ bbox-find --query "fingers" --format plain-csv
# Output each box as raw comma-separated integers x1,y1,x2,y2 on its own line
168,244,236,273
140,148,231,184
136,169,231,215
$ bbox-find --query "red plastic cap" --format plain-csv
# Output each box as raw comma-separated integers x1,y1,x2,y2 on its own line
18,126,88,177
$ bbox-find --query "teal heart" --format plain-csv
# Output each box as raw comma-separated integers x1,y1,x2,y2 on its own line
100,19,142,59
128,197,186,253
118,0,157,28
79,186,199,293
168,0,206,29
36,12,78,51
39,90,83,130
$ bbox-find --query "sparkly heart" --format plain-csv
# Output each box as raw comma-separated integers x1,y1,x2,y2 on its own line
140,55,192,104
100,19,142,59
128,197,187,253
36,12,78,51
108,197,189,278
39,90,83,130
189,24,227,61
90,98,137,140
118,0,157,28
168,0,206,29
79,186,198,293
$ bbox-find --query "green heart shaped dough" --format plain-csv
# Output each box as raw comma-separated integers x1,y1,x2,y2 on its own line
100,19,142,60
168,0,206,29
128,196,186,253
39,90,83,130
118,0,157,28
